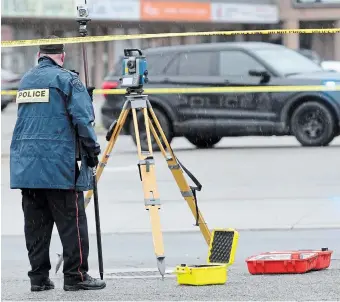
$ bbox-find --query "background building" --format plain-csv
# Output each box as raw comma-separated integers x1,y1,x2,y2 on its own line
4,0,340,87
280,0,340,61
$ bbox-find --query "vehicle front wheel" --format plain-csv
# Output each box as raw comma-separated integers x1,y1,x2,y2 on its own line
129,107,173,151
290,101,336,147
186,135,222,149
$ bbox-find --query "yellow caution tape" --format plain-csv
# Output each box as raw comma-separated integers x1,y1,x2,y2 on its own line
2,28,340,48
2,85,340,96
95,85,340,94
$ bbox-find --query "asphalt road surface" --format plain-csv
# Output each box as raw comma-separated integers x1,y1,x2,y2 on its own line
2,100,340,301
2,230,340,301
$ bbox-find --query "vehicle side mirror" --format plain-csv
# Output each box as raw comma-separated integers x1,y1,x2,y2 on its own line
249,70,268,77
249,69,270,83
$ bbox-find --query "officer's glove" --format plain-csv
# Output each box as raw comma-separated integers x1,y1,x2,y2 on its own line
87,156,99,168
87,86,95,101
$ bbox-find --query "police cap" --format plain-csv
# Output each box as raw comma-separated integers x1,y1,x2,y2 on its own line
39,35,64,54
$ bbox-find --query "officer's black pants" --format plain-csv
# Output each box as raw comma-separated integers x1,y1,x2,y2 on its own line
21,188,89,285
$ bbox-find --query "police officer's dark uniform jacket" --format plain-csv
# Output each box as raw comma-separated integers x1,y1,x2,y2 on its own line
10,39,105,291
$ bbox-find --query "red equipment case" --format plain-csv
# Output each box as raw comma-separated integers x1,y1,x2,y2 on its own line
245,248,332,275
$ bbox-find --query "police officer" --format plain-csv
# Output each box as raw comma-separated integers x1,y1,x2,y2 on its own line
10,35,106,292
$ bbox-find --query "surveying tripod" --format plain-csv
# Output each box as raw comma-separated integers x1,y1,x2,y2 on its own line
83,91,212,277
54,0,214,280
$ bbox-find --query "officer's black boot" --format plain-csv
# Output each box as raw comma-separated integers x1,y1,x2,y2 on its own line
31,278,55,292
64,274,106,291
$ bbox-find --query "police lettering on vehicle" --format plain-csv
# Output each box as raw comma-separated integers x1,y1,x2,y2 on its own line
179,95,254,109
16,89,50,104
178,93,272,111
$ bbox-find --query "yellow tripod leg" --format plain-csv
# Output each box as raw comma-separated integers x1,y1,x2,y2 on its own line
147,104,212,246
84,104,130,207
131,106,165,278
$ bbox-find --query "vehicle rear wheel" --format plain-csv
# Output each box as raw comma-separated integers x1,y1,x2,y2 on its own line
129,107,173,151
186,135,222,149
290,101,336,147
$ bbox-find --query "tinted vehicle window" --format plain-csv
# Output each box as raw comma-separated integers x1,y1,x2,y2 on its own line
145,53,174,76
219,50,264,76
178,51,215,76
164,54,179,75
253,48,322,75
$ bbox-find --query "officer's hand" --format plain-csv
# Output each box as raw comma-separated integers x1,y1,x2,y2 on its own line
87,86,95,101
87,156,99,168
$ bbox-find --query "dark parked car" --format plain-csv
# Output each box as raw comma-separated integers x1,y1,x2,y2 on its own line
101,42,340,150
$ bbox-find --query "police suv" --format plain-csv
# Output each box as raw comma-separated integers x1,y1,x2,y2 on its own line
101,42,340,150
